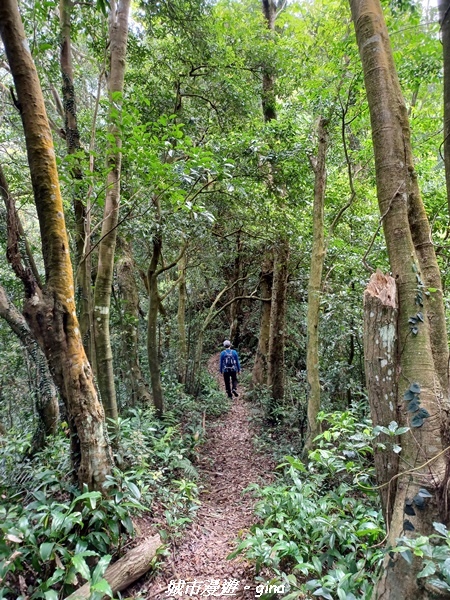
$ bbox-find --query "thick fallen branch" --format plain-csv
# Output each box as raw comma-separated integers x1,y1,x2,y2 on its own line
65,534,162,600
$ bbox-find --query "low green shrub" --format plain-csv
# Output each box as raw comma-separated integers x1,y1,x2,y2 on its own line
0,405,202,599
230,411,385,600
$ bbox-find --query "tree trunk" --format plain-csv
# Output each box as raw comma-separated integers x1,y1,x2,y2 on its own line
440,0,450,218
0,284,59,449
93,0,131,425
267,240,289,407
251,258,273,388
229,231,243,347
0,0,111,489
65,534,162,600
305,117,328,450
147,236,164,417
60,0,95,368
349,0,450,596
177,252,188,385
363,271,399,525
116,240,152,406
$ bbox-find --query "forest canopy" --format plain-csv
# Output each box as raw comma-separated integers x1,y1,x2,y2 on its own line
1,0,450,598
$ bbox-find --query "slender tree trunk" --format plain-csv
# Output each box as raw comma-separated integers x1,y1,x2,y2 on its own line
60,0,95,367
177,252,188,385
0,284,59,450
267,241,289,408
305,117,328,450
251,258,273,388
261,0,290,406
0,0,111,489
440,0,450,218
349,1,450,595
93,0,131,424
229,231,243,346
116,240,152,406
147,237,164,417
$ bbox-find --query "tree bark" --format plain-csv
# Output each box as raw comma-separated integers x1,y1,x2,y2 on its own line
251,257,273,388
305,117,328,450
0,284,59,449
229,231,244,347
349,0,450,596
363,271,399,525
147,236,164,417
60,0,95,368
0,0,111,489
93,0,131,425
177,252,188,385
65,534,162,600
116,240,152,406
267,240,289,407
260,0,290,407
440,0,450,218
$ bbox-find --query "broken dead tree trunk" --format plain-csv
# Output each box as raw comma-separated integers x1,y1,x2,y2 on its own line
363,270,399,524
65,534,162,600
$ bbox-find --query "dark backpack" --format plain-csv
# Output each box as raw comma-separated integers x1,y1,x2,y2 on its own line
223,349,237,372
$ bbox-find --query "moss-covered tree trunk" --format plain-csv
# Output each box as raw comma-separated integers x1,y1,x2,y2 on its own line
350,0,450,596
117,240,152,406
60,0,95,368
305,117,328,450
93,0,131,424
0,0,111,489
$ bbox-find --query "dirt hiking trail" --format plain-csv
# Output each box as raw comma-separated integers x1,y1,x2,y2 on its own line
131,353,274,599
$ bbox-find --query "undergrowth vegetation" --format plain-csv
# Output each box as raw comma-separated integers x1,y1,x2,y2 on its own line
0,376,227,599
231,411,385,600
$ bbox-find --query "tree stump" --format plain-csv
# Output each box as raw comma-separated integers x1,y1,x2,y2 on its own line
363,270,398,523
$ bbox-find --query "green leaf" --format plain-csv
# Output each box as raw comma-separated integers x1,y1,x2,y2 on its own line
433,522,448,536
92,554,112,584
90,578,113,597
126,481,141,500
44,592,59,600
396,427,410,435
417,561,436,578
39,542,55,561
72,554,91,581
400,549,413,564
393,444,402,454
313,588,333,600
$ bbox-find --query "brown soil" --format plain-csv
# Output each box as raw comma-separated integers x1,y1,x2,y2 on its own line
129,353,274,599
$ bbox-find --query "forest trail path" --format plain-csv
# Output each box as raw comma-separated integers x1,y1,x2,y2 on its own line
132,353,273,599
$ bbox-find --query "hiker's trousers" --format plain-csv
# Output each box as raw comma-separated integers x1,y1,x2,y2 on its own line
223,370,238,398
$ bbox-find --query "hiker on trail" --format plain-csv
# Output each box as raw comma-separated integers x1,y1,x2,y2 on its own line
219,340,241,399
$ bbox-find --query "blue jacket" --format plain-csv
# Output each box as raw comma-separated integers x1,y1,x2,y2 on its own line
219,349,241,374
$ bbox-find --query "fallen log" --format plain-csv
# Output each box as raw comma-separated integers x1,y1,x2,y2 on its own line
65,534,162,600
